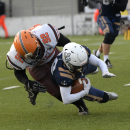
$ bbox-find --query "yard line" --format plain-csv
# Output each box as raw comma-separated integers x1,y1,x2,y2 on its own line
0,76,15,80
124,83,130,86
2,86,20,90
109,52,115,54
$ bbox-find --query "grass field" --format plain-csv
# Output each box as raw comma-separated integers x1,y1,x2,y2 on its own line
0,35,130,130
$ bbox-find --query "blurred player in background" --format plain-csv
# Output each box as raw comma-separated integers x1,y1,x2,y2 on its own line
0,0,9,38
82,0,128,68
94,8,103,35
51,42,118,115
6,23,98,114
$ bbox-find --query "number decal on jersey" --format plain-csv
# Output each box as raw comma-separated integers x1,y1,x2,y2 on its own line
15,53,24,63
40,32,51,44
103,0,109,5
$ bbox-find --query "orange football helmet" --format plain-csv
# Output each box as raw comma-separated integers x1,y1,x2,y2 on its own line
14,30,41,59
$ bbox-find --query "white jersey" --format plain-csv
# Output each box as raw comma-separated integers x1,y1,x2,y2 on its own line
7,23,60,70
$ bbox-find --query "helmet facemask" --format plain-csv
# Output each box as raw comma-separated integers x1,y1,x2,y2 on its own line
23,45,42,65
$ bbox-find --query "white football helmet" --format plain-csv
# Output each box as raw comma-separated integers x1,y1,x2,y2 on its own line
62,42,88,73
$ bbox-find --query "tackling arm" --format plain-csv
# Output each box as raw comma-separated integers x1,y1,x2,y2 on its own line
14,69,29,85
57,33,71,47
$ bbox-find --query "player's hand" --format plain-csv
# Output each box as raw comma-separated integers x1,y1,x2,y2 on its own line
102,72,116,78
81,0,88,6
26,80,47,93
82,77,91,95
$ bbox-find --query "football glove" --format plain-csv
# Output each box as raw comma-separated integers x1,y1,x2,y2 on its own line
102,72,116,78
26,80,47,93
82,77,91,95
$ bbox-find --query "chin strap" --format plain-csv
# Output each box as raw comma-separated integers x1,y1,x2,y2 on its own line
5,60,13,70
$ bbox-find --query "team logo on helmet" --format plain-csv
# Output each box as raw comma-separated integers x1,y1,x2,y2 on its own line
64,52,71,61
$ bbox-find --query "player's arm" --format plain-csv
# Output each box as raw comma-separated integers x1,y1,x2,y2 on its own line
59,78,91,104
57,33,71,47
88,54,115,78
14,69,46,92
113,0,128,11
14,69,29,85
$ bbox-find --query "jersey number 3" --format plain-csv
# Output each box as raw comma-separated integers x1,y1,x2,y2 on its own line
40,32,51,44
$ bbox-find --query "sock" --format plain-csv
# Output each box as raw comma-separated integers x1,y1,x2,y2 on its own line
100,92,109,103
103,55,108,62
96,50,101,57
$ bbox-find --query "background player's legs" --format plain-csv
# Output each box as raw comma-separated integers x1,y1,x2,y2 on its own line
1,15,9,38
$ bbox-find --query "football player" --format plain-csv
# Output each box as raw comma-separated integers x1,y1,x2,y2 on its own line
82,0,128,68
6,24,98,113
51,42,118,115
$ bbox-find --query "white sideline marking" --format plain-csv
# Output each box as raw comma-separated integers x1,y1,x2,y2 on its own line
124,83,130,86
0,76,15,80
3,86,20,90
109,52,115,54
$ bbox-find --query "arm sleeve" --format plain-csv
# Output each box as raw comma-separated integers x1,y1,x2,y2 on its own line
57,33,71,47
60,86,86,104
114,0,128,11
88,54,108,74
14,69,29,85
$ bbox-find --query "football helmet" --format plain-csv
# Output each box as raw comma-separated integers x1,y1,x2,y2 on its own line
62,42,88,74
14,30,42,65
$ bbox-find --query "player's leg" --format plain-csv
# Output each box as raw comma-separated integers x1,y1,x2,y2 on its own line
39,71,89,115
83,86,118,103
1,15,9,38
84,63,98,75
93,15,115,68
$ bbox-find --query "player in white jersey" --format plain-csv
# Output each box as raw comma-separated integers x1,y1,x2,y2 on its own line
6,23,96,112
6,24,70,104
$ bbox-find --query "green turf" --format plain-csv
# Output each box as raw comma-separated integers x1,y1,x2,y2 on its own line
0,35,130,130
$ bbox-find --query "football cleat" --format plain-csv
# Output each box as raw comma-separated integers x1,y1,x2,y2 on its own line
78,107,89,115
106,92,118,101
24,85,39,105
105,59,113,68
92,49,100,59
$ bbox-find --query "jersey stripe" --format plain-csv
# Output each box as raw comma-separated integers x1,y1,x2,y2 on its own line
87,94,103,101
7,55,22,70
48,24,58,42
58,67,70,74
60,72,73,80
19,31,28,54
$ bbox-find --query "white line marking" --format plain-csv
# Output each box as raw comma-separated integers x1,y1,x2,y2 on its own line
109,52,115,54
2,86,20,90
124,83,130,86
0,76,15,80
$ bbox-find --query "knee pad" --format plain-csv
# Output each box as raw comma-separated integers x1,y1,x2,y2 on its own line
103,33,115,44
100,92,109,103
